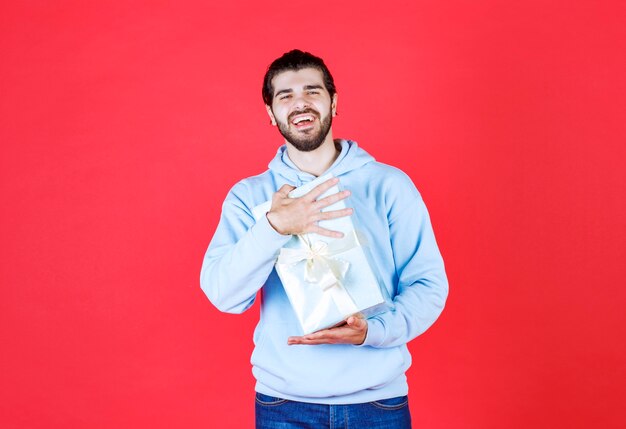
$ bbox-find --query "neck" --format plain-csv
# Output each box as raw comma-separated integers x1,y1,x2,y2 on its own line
285,133,340,177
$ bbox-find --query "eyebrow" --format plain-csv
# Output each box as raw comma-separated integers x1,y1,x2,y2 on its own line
274,84,325,99
274,89,293,98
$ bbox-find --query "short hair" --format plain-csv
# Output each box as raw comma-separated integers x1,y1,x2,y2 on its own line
262,49,337,106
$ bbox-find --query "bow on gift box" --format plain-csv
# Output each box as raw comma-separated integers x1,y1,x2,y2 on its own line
276,231,360,317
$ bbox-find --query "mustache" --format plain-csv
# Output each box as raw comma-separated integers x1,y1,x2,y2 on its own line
288,108,320,122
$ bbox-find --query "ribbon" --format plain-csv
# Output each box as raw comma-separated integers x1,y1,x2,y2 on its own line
277,231,360,317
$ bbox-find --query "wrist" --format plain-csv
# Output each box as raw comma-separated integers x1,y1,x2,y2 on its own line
356,323,367,345
266,212,288,235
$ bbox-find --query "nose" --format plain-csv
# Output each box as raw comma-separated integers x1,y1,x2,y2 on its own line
291,92,311,111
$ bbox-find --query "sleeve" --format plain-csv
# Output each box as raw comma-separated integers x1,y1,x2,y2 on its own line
199,184,292,313
361,179,449,348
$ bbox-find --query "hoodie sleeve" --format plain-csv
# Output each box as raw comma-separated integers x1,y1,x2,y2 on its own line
200,183,291,313
361,176,448,348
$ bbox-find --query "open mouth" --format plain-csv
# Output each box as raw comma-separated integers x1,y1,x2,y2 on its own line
290,113,317,129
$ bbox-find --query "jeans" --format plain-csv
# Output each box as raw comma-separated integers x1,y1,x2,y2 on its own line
255,392,412,428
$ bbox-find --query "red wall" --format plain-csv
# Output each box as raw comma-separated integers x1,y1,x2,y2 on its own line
1,1,624,428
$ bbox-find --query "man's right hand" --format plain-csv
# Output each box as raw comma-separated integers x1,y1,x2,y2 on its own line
266,177,353,238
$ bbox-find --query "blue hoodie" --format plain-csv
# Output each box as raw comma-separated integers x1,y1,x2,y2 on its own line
200,140,448,404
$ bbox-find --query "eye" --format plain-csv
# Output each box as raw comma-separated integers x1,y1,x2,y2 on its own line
279,94,292,100
307,90,319,95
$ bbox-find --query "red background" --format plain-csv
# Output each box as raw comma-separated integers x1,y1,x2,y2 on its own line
1,1,625,428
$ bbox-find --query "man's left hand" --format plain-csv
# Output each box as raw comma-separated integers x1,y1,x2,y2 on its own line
287,316,368,346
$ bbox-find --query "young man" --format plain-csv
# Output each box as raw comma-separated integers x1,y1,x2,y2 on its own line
200,49,448,428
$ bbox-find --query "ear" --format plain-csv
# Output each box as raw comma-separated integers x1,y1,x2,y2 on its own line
331,93,338,117
266,104,277,126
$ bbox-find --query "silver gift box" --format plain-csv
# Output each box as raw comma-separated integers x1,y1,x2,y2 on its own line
253,173,389,335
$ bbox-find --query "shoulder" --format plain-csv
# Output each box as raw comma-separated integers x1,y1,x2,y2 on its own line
360,161,421,199
350,161,426,224
224,170,276,212
230,170,273,194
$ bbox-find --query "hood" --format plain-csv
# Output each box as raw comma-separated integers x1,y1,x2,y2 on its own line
268,139,375,185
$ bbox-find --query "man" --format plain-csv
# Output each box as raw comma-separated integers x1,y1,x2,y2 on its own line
200,49,448,428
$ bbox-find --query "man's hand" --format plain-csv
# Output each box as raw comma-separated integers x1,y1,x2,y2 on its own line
266,177,352,238
287,316,368,346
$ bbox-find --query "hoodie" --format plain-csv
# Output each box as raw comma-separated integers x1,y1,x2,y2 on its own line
200,140,448,404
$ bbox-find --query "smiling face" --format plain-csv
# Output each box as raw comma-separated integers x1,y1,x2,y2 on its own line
266,67,338,152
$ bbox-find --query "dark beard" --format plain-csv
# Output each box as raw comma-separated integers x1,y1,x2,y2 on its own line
276,109,332,152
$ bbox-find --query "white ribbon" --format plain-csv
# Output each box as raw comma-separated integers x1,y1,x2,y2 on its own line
277,231,360,316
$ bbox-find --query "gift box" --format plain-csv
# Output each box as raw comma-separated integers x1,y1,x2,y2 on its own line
253,173,389,334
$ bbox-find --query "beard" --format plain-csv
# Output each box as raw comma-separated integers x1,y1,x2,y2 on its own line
276,108,333,152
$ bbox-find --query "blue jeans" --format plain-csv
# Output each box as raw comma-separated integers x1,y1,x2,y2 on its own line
255,392,412,428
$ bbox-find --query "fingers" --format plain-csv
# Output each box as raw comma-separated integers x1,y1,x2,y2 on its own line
313,207,353,222
307,224,344,238
306,207,353,237
288,328,338,345
347,316,366,329
346,316,367,345
276,184,296,196
287,317,368,345
314,189,351,210
305,177,340,201
270,178,351,237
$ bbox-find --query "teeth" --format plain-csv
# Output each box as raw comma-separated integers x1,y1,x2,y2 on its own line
293,115,314,124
